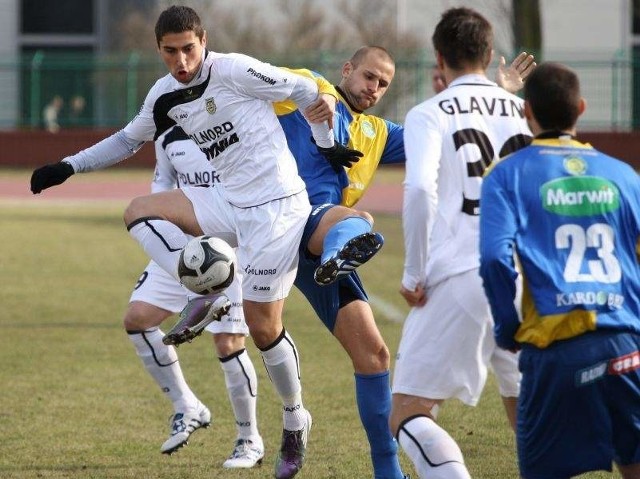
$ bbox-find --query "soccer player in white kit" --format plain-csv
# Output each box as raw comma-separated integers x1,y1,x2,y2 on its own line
125,124,263,466
389,8,533,479
28,6,360,479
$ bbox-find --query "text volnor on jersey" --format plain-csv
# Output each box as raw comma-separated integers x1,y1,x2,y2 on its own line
177,171,220,187
189,121,235,144
541,176,620,216
438,96,524,118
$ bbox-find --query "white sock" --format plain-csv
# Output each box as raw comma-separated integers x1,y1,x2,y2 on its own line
397,415,471,479
259,329,306,431
128,328,198,412
219,349,261,444
127,218,186,281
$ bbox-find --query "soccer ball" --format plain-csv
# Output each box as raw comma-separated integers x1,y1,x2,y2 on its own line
178,236,236,295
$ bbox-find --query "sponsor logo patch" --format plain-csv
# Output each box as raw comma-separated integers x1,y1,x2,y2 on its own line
247,67,277,85
576,361,607,386
608,351,640,375
541,176,620,216
556,291,624,309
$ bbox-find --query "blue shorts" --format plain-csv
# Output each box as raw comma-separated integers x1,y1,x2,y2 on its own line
518,330,640,479
294,203,368,332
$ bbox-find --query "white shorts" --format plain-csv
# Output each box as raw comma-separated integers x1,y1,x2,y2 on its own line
182,186,310,302
130,260,248,335
392,269,520,406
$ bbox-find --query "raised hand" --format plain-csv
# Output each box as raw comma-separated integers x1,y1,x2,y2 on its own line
496,52,537,94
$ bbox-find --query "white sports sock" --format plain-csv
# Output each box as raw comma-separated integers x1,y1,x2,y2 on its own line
128,218,187,281
128,328,198,412
260,330,306,431
397,415,471,479
219,349,261,443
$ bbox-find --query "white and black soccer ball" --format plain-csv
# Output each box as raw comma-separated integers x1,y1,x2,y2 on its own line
178,236,236,295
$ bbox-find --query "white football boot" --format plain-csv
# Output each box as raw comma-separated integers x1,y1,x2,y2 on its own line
222,437,265,468
160,402,211,454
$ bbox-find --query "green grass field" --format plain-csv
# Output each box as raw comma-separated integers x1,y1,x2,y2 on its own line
0,169,621,478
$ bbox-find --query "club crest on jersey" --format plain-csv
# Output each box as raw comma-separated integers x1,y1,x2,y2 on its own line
361,120,375,138
205,97,216,115
563,155,587,176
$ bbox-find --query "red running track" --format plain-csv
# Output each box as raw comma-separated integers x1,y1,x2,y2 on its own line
0,179,402,214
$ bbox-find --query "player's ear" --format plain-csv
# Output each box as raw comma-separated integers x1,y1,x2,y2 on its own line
341,61,353,79
201,30,207,47
435,51,445,72
578,97,586,117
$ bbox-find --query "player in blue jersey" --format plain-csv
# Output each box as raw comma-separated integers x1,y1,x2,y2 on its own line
274,45,534,479
276,46,406,479
479,62,640,479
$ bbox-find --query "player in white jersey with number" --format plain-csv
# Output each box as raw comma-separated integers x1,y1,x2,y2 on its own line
125,124,263,465
28,6,360,479
389,8,533,479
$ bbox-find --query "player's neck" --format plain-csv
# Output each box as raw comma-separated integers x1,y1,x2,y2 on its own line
445,66,486,85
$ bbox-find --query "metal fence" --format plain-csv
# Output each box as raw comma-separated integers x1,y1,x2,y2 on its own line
0,50,637,131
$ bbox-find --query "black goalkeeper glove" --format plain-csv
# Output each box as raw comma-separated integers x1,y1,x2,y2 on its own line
30,161,75,194
316,142,364,173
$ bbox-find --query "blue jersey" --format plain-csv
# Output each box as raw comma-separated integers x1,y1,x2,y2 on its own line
276,80,405,207
479,135,640,350
274,72,404,332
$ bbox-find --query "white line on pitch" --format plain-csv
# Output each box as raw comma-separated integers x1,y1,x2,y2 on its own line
368,293,406,323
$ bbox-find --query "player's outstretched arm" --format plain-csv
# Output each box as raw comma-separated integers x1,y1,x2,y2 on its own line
496,52,536,94
31,161,75,194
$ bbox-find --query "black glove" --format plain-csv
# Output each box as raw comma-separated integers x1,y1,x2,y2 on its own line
316,142,363,173
30,161,75,194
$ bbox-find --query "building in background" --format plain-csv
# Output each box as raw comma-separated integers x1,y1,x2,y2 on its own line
0,0,636,129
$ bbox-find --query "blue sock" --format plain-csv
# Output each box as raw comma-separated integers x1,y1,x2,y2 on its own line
355,371,405,479
321,216,372,264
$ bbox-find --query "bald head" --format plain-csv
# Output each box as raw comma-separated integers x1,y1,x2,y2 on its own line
339,46,396,111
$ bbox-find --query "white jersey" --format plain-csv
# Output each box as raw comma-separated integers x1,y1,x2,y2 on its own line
64,50,329,208
402,74,531,289
152,125,219,192
125,51,326,207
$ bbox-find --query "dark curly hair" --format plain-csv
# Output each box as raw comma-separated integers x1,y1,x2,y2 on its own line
432,7,493,71
155,5,205,46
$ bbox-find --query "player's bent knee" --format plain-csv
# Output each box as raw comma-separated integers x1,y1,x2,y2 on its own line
374,343,391,369
390,394,440,436
124,195,162,225
213,332,245,357
352,343,390,374
123,301,171,331
357,209,374,225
